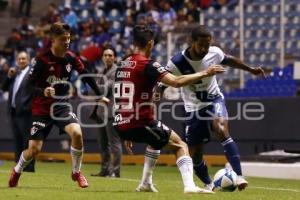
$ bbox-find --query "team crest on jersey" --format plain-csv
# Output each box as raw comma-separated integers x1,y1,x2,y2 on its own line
114,114,123,122
66,63,72,72
30,126,38,135
153,62,166,73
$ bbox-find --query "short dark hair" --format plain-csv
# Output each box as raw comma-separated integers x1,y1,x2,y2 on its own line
49,22,71,38
133,25,154,48
103,45,117,57
191,25,212,41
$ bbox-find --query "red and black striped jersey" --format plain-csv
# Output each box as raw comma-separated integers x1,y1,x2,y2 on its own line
113,53,167,130
29,49,85,116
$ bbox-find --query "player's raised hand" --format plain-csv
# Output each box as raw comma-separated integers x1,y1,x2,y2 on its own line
205,65,226,76
250,66,266,78
44,87,55,97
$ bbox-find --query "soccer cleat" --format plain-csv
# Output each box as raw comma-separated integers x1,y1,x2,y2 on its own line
136,183,158,192
204,182,215,191
71,171,89,188
225,162,232,170
184,186,215,194
236,176,248,191
8,168,21,187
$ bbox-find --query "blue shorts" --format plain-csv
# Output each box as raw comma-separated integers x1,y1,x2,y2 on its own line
184,98,228,146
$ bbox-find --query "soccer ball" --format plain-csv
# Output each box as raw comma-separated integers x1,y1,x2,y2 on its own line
213,168,237,192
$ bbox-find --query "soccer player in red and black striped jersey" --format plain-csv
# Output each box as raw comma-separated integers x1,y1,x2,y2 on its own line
113,25,225,194
8,22,108,188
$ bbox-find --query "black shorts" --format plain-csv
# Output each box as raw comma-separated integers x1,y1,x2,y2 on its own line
114,120,172,150
29,107,79,140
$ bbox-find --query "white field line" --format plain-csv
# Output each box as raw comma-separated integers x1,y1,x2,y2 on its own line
1,170,299,193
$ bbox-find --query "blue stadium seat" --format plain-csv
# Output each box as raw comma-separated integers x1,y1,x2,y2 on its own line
109,21,123,34
80,9,90,22
107,9,123,21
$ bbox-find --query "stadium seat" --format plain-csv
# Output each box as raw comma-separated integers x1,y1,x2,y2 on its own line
109,21,123,34
80,9,89,22
207,19,214,27
107,9,123,21
271,4,279,13
94,9,105,19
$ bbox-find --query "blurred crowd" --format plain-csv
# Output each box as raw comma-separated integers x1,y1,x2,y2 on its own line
0,0,238,99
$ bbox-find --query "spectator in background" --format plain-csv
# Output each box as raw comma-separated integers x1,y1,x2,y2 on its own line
1,51,35,172
123,15,134,39
146,3,160,23
90,45,122,178
199,0,212,10
186,1,200,23
21,26,38,58
213,0,228,10
44,2,59,24
175,7,187,27
146,13,161,44
159,1,177,32
35,17,50,39
18,0,31,17
80,45,103,73
0,58,10,88
77,28,93,52
18,17,33,36
93,24,111,47
63,5,78,31
2,28,22,65
137,14,147,25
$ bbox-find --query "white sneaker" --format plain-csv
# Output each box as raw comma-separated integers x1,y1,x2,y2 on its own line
136,183,158,193
184,186,215,194
204,182,215,191
236,176,248,191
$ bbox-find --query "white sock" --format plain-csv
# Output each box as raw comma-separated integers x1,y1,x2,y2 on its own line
176,156,196,188
70,146,83,173
14,152,32,173
141,147,160,185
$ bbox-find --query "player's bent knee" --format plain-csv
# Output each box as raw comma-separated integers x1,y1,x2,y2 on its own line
30,147,41,157
178,140,188,151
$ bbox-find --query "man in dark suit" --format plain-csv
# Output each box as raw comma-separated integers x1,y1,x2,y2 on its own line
2,51,35,172
90,46,122,177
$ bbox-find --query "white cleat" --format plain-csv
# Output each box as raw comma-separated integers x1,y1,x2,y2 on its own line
204,182,215,191
136,183,158,193
236,176,248,191
184,186,215,194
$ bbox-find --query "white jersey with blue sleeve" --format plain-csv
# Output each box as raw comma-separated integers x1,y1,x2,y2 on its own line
165,46,225,112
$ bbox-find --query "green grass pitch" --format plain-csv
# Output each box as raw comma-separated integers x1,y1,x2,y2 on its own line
0,161,299,200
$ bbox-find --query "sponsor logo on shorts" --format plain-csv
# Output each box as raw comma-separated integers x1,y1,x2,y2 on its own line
113,114,130,126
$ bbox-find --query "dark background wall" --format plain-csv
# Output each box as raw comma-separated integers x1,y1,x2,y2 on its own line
0,98,299,155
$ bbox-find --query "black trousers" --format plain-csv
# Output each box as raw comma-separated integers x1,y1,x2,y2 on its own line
97,118,122,175
10,109,35,172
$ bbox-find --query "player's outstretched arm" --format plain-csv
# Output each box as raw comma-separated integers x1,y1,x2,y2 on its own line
160,65,226,88
221,55,266,78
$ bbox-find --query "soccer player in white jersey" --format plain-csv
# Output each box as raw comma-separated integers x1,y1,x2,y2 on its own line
164,26,265,191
